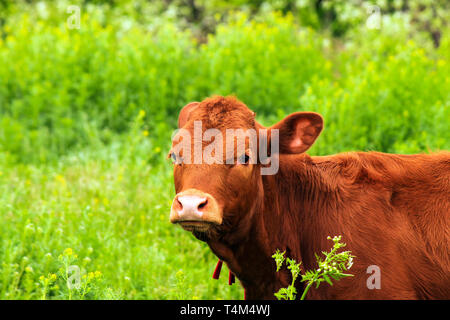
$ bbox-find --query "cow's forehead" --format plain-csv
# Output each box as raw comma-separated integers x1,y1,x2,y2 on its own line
186,96,255,130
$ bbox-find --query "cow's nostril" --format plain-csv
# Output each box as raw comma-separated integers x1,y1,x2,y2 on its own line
175,197,183,211
198,199,208,210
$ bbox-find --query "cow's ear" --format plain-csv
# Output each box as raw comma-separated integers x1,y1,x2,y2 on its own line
178,102,199,128
270,112,323,154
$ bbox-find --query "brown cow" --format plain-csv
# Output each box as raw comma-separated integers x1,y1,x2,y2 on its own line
168,95,450,300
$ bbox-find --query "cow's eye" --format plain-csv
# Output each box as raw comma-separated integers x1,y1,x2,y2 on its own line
169,152,182,165
237,153,250,165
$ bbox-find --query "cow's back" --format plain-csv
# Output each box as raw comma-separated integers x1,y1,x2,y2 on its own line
311,151,450,299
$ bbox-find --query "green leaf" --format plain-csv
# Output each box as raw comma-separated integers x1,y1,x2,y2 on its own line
323,274,333,286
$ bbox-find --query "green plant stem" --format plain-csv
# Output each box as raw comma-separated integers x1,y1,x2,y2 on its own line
300,282,312,300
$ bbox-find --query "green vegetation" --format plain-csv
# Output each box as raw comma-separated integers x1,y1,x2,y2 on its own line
272,236,354,300
0,1,448,299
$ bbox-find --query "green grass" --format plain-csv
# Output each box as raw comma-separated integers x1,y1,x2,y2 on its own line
0,140,243,299
0,2,449,299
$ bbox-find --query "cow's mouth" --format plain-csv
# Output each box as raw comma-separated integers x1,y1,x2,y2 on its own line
177,221,220,242
178,221,214,232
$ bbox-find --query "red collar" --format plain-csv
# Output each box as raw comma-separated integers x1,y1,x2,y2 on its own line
213,259,247,299
212,259,235,285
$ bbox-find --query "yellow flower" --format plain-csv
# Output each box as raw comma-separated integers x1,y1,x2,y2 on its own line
437,59,446,67
176,270,184,279
64,248,73,256
55,174,66,186
94,271,102,278
138,110,146,118
143,130,149,137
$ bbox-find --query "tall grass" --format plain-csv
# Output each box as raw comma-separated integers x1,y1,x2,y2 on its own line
0,119,243,299
1,9,447,163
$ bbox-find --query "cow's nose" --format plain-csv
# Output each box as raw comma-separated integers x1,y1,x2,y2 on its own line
170,189,222,225
175,195,207,219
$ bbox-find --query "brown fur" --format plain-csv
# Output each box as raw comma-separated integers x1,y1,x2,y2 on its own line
171,96,450,300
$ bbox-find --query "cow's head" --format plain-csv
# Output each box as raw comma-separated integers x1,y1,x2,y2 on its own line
169,96,323,241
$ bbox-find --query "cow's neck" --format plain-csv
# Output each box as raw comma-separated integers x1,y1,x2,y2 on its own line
207,188,276,298
265,154,342,271
208,153,340,299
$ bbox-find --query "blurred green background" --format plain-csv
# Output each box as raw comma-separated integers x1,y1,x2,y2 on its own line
0,0,448,299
